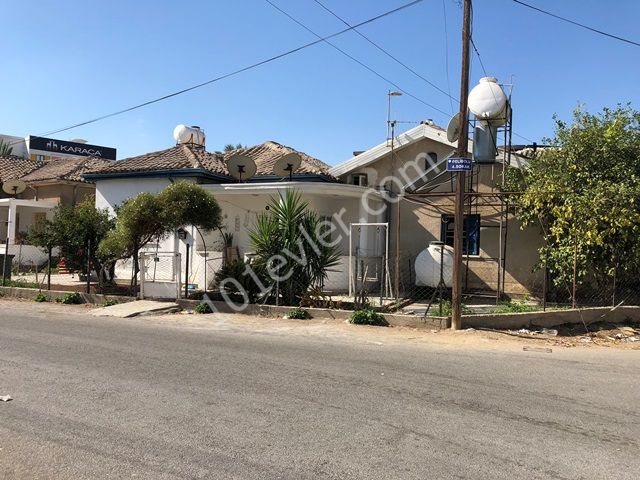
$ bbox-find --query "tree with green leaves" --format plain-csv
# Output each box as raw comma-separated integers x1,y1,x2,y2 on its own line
504,105,640,290
28,198,114,283
98,181,222,292
248,190,340,305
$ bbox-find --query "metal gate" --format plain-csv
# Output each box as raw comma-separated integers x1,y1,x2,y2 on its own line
139,251,181,299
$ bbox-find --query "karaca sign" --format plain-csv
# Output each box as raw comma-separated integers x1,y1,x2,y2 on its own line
28,136,117,160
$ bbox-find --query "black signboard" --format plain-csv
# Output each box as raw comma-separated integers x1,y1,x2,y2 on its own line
28,136,117,160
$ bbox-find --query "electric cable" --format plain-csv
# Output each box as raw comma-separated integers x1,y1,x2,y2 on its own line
0,0,427,149
264,0,450,118
312,0,456,103
512,0,640,48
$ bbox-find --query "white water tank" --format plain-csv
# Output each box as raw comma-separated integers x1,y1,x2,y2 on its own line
468,77,507,124
173,124,206,146
415,241,453,288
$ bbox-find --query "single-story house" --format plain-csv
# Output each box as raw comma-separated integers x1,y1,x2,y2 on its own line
0,155,114,269
85,136,386,294
330,121,543,295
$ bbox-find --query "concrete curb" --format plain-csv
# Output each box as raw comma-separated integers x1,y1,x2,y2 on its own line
2,287,636,330
176,299,450,329
461,306,640,329
0,286,137,305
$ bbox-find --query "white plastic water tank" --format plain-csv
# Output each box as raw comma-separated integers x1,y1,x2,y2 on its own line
173,124,206,146
415,241,453,288
468,77,507,122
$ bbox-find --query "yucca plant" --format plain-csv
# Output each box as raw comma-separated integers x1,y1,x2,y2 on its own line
249,190,340,306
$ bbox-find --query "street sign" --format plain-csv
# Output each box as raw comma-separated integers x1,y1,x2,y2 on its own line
446,157,473,172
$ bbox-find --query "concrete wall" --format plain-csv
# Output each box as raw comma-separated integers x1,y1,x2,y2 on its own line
21,184,95,206
95,177,174,214
96,179,384,294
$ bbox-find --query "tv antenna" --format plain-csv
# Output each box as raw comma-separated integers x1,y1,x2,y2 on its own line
273,153,301,181
2,179,26,196
227,154,256,183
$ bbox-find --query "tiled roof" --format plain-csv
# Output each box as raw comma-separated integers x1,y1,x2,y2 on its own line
20,156,114,183
84,144,229,177
86,141,334,180
227,141,333,177
0,156,41,183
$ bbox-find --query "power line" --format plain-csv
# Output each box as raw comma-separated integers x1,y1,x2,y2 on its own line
264,0,450,118
441,0,455,114
312,0,456,103
512,0,640,48
1,0,426,148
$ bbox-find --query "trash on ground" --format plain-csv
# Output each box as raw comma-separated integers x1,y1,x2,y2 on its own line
523,346,553,353
0,395,12,402
541,328,558,336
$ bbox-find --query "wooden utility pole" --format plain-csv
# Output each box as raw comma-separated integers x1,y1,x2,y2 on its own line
451,0,472,330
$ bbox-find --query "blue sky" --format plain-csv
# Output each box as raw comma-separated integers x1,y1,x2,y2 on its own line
2,0,639,164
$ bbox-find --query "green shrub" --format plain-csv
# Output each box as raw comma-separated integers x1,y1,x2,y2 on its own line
286,307,309,319
429,300,472,317
56,292,82,304
349,308,389,327
34,292,48,302
214,260,267,304
102,299,119,307
194,302,213,314
492,296,540,314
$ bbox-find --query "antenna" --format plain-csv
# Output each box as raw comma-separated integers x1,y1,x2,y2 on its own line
227,154,257,182
273,153,301,181
2,179,26,196
446,112,461,143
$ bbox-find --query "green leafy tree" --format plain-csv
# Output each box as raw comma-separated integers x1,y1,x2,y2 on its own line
28,198,114,283
248,190,340,305
504,105,640,288
98,182,222,292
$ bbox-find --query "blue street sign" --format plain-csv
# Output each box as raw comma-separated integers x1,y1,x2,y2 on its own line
446,157,473,172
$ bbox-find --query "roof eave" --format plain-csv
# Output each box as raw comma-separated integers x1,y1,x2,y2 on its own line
82,168,232,182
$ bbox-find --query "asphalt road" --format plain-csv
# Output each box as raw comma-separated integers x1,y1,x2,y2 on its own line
1,302,639,479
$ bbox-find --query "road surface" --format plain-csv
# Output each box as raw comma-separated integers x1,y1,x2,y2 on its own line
1,300,638,479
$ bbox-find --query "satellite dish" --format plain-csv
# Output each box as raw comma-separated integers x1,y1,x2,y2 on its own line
446,112,461,143
227,154,257,182
2,179,26,196
273,153,302,180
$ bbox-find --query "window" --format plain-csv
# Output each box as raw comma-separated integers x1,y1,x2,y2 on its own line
440,214,480,256
351,173,368,187
36,154,45,162
426,152,438,170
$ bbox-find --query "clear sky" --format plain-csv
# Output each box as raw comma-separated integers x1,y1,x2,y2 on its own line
2,0,639,164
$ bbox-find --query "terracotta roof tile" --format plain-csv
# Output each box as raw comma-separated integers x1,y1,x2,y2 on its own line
20,156,114,183
86,142,335,180
84,144,229,177
0,156,42,183
226,141,333,177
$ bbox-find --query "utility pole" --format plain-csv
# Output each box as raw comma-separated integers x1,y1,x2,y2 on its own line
451,0,472,330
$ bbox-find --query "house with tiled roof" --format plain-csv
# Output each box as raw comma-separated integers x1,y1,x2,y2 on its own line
0,153,115,273
84,128,384,293
19,156,114,205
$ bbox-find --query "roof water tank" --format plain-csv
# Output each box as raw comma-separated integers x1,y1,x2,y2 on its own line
468,77,507,121
415,241,453,288
173,124,206,146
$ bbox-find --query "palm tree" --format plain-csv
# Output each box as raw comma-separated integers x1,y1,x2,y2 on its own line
0,139,13,156
249,190,340,305
223,143,245,152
